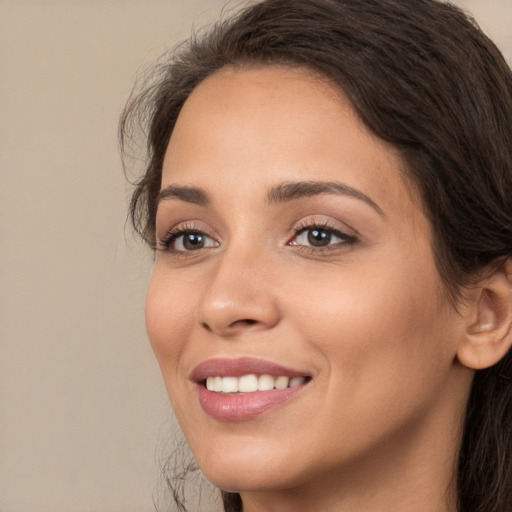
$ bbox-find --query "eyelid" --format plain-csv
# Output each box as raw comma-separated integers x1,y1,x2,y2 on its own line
287,218,358,249
155,216,358,254
156,221,219,252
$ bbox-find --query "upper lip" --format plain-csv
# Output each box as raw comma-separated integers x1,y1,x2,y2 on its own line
190,357,311,383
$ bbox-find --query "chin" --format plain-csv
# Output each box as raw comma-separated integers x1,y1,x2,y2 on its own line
203,464,303,494
193,436,307,493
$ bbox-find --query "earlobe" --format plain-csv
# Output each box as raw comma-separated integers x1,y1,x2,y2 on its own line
457,259,512,370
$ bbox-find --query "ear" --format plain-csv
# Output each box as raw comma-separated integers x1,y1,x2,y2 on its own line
457,258,512,370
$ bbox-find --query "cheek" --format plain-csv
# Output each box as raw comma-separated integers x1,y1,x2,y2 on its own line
292,251,455,407
145,270,193,374
145,270,203,436
276,259,459,470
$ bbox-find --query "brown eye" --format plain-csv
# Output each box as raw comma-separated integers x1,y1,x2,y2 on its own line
293,227,344,248
290,224,357,250
164,231,218,252
181,232,206,250
307,229,332,247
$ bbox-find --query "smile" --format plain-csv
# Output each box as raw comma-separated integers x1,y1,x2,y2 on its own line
192,358,312,421
205,374,307,393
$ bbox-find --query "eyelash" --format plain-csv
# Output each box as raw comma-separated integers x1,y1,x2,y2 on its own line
289,221,357,251
156,221,357,254
157,223,214,252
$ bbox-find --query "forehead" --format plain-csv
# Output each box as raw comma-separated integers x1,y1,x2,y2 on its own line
162,66,420,219
167,66,368,167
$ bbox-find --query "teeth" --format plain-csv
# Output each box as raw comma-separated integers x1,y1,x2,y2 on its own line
238,374,258,392
205,374,307,393
222,376,238,393
258,374,274,391
289,377,306,388
213,376,223,392
275,376,289,389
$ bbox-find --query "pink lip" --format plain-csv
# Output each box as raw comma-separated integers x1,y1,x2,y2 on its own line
191,357,309,382
191,358,311,422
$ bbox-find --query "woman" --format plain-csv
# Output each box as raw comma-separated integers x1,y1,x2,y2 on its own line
120,1,512,511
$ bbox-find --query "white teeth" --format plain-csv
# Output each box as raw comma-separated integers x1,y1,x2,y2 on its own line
222,376,239,393
274,376,289,389
258,374,275,391
289,377,306,388
213,376,223,392
238,374,258,392
206,376,224,392
205,374,307,393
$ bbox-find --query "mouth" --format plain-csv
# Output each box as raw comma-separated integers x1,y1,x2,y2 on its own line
191,358,312,421
203,374,310,394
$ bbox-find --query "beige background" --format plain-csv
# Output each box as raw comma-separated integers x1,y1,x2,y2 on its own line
0,1,510,511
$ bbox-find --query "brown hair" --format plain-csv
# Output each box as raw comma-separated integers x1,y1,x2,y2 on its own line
119,1,512,511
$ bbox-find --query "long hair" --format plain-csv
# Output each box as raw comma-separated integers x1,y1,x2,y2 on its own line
120,1,512,511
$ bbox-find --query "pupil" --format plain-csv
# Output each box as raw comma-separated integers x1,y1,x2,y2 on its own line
308,229,331,246
183,233,204,250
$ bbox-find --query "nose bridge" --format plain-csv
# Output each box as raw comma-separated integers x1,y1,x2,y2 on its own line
197,239,280,336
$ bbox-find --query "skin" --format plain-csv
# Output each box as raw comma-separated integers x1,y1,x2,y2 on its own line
146,66,477,512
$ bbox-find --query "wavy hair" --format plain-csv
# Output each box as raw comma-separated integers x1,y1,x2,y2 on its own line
120,1,512,511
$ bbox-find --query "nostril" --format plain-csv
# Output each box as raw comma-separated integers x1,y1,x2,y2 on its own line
234,319,258,327
200,318,258,333
201,322,213,332
200,317,263,337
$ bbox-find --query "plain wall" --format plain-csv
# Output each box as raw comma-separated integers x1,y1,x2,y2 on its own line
0,1,510,511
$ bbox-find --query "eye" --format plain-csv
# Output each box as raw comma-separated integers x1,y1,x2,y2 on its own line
290,224,356,249
160,229,218,252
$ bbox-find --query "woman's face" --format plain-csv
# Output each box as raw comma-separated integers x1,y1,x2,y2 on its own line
146,67,471,494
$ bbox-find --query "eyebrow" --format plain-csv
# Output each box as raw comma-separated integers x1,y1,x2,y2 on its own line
157,180,384,216
267,180,384,216
157,185,211,206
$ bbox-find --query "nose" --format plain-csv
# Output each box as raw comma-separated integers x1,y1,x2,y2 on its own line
196,248,281,338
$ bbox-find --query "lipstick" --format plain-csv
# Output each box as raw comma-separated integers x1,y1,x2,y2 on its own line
191,358,311,421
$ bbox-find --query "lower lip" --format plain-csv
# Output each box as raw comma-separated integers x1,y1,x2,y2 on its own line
197,383,307,421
